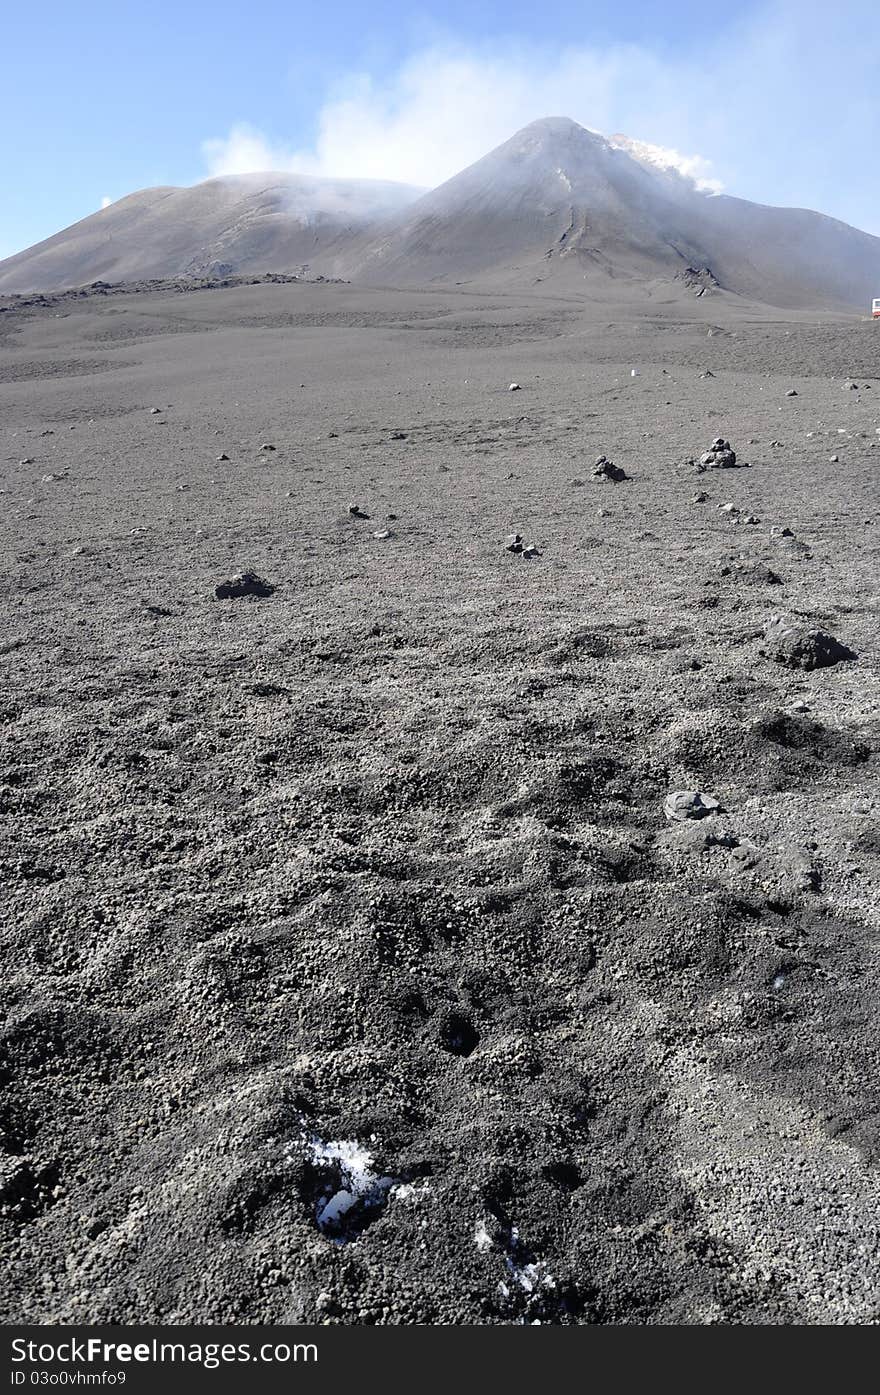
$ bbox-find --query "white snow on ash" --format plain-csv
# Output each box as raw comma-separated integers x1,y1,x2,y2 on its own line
302,1134,429,1242
307,1136,398,1239
474,1219,493,1253
475,1217,556,1296
505,1225,556,1294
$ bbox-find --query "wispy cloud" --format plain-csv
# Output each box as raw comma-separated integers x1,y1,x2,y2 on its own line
202,42,721,193
200,3,880,231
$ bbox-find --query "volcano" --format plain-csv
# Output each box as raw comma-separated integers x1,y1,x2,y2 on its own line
328,118,880,308
2,118,878,310
0,172,422,293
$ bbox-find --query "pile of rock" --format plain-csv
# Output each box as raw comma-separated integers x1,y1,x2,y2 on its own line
505,533,540,558
761,615,856,670
214,571,275,599
698,437,742,470
663,790,723,822
592,455,628,482
676,265,719,295
718,560,782,586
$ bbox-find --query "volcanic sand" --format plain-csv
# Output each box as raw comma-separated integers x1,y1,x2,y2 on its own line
1,276,879,1323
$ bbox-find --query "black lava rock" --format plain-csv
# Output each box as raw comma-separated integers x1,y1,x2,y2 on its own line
762,616,856,670
593,456,627,482
214,571,275,599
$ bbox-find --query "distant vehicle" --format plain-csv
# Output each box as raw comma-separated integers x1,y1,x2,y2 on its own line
873,297,880,318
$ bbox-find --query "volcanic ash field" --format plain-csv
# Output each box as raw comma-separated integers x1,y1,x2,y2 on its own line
1,277,879,1324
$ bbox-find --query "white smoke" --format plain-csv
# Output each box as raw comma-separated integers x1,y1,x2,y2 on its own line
202,125,298,178
608,136,723,194
199,4,880,233
200,125,423,219
202,44,723,195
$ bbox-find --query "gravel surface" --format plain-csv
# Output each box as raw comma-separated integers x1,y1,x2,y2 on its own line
1,276,878,1324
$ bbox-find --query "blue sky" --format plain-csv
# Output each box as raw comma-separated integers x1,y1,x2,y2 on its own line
2,0,878,258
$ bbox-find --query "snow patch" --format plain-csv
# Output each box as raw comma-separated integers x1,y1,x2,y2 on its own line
307,1136,399,1241
505,1225,556,1294
474,1219,493,1252
475,1216,556,1296
391,1181,432,1204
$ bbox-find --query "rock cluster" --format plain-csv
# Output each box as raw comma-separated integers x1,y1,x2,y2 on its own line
698,437,740,470
506,533,540,558
214,571,275,599
592,455,627,482
663,790,723,822
762,616,856,670
676,265,719,295
718,561,781,586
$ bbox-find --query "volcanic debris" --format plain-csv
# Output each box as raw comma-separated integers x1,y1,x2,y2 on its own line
663,790,723,822
214,571,276,599
505,533,540,558
592,455,627,482
762,616,856,670
698,437,742,471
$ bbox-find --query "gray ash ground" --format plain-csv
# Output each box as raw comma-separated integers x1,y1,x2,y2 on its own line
1,276,879,1324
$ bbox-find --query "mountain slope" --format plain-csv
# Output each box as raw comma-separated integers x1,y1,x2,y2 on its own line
329,118,880,310
2,119,878,309
329,117,710,287
0,174,423,293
